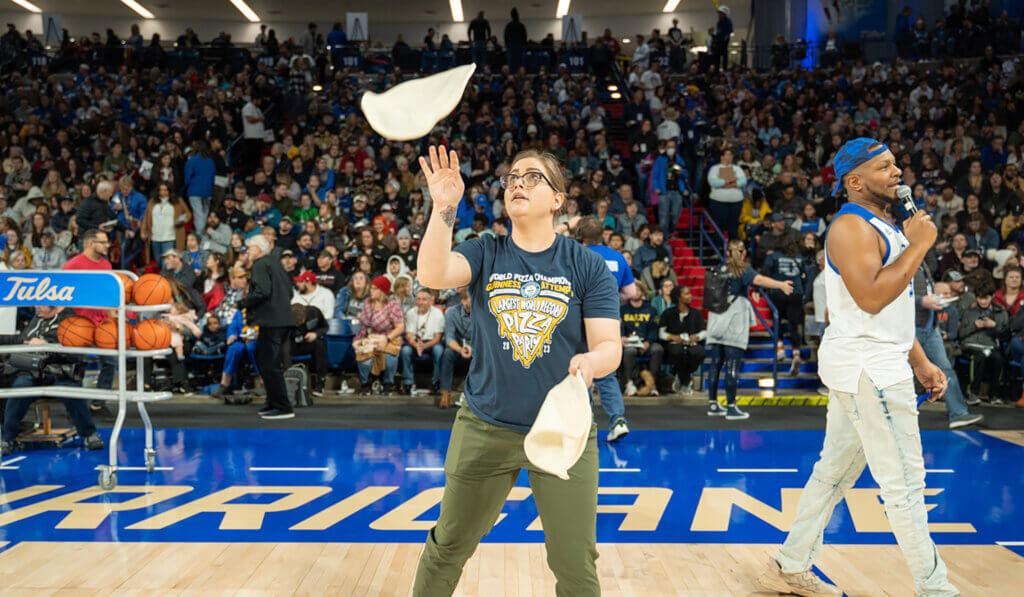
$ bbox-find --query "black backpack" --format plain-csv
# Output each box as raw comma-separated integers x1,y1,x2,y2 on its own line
703,266,736,314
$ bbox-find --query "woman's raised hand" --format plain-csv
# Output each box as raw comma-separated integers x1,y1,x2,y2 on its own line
419,145,465,213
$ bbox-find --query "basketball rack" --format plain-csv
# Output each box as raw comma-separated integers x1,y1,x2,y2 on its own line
0,270,173,490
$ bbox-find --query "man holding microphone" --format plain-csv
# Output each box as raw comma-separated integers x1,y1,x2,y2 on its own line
758,139,959,597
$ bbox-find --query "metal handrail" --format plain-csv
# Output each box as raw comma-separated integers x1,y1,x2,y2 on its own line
747,285,781,387
697,209,727,263
680,193,726,264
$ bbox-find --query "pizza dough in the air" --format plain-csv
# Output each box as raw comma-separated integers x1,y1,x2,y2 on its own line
361,64,476,141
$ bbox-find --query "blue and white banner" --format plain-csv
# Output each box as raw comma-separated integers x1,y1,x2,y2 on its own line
0,270,122,309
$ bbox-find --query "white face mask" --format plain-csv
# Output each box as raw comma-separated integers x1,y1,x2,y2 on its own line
667,148,676,156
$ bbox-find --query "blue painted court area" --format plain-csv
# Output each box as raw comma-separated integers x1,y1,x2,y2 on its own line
0,427,1021,547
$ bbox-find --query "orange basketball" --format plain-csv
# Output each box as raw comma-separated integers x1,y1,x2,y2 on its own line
115,272,135,305
57,316,96,347
133,319,172,350
94,319,134,349
133,273,172,306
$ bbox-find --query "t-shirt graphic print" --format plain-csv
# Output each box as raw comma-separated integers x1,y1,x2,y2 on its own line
485,272,572,368
454,234,620,431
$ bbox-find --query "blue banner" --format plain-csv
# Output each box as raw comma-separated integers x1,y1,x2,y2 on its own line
0,270,122,308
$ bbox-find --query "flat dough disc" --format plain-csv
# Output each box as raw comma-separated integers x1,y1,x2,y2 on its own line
361,64,476,141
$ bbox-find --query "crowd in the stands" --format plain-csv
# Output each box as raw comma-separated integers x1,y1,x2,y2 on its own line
0,0,1022,412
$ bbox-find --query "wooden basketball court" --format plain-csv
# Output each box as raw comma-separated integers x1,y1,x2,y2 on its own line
0,427,1021,596
1,542,1022,595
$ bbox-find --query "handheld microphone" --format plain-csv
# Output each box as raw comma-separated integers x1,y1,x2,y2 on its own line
896,184,916,216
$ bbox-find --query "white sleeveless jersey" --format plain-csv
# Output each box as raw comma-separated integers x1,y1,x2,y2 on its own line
818,203,915,393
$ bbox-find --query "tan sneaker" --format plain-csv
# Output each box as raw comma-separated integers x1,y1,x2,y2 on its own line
757,556,842,596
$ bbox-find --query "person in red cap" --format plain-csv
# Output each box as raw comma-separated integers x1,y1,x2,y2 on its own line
291,270,335,320
353,274,405,395
289,269,333,397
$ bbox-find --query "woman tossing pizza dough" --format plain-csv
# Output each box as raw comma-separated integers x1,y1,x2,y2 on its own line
361,64,476,141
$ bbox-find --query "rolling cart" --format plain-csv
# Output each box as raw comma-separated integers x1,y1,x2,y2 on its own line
0,270,173,489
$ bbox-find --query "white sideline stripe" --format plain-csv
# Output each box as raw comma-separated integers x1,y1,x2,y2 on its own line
599,468,641,472
93,466,174,471
996,541,1024,546
925,469,955,473
249,467,329,472
1,456,26,466
717,468,799,473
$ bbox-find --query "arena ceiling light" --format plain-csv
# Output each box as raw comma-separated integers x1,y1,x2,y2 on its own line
229,0,261,22
663,0,681,12
555,0,571,18
119,0,155,19
449,0,464,22
8,0,42,13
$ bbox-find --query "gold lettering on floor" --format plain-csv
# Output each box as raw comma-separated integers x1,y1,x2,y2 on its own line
370,487,532,531
127,486,330,531
0,485,192,529
291,486,399,531
0,485,64,507
844,488,976,533
690,488,803,532
0,484,975,535
527,487,673,531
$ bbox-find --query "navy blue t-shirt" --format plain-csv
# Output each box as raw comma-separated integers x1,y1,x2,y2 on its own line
727,265,758,297
454,234,621,432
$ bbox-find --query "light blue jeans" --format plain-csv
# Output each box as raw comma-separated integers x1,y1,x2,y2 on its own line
915,325,969,420
777,372,957,596
593,373,625,426
400,343,443,387
658,190,683,233
358,354,398,385
188,196,209,239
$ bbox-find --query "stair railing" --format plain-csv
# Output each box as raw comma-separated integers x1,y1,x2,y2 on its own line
746,287,781,389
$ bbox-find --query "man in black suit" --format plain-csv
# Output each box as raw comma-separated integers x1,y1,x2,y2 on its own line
240,235,296,419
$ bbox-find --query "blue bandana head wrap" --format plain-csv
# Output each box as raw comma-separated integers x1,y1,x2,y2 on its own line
830,137,890,197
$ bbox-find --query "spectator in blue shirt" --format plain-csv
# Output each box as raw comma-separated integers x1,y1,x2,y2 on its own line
580,216,636,441
633,225,673,272
115,175,148,229
252,195,282,231
114,175,148,268
965,212,1000,254
439,288,473,408
326,22,348,49
651,138,689,234
184,140,216,240
981,137,1008,171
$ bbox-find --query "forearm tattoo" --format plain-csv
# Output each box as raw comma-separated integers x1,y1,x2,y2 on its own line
440,206,456,228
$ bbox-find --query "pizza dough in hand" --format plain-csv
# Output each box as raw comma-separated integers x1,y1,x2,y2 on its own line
524,370,592,480
361,64,476,141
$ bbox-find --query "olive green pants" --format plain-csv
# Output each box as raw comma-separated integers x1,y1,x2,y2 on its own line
413,405,600,597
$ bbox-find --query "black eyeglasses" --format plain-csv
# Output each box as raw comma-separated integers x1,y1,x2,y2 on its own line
500,171,554,190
